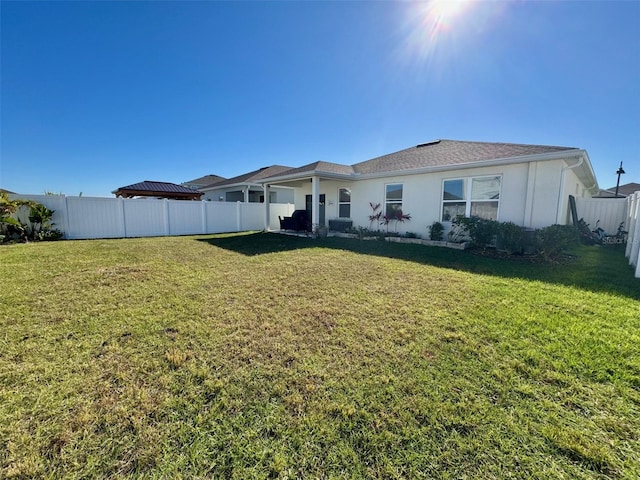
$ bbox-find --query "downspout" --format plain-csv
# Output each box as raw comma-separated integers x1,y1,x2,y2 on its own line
556,156,584,224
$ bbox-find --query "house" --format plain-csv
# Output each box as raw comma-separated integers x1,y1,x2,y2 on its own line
257,139,599,234
113,181,203,200
593,182,640,198
199,165,295,204
181,174,226,191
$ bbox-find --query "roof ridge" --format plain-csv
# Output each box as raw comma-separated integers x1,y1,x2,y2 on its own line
435,138,579,150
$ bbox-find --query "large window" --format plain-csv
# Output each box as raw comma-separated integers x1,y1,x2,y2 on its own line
442,176,501,221
338,188,351,218
385,184,403,218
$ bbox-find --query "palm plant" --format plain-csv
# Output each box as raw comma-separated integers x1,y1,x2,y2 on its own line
0,192,23,236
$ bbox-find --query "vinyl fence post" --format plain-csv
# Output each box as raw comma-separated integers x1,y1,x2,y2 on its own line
119,197,127,238
62,195,71,239
164,199,170,236
625,193,637,259
629,193,640,269
201,201,207,234
236,201,242,232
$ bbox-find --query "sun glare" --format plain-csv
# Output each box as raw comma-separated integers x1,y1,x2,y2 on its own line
398,0,482,69
429,0,473,26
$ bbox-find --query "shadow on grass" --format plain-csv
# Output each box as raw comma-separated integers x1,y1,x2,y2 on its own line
198,232,640,300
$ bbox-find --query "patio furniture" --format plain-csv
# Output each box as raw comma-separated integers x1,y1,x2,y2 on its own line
279,210,311,232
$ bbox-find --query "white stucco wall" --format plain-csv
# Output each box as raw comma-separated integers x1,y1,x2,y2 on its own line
286,157,593,234
525,160,564,228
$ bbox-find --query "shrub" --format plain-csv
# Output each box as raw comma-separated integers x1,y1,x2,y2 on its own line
0,192,24,237
428,221,444,241
535,224,580,259
497,222,527,255
473,218,499,248
452,216,498,248
0,196,63,243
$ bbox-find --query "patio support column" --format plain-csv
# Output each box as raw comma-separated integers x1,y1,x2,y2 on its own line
311,176,319,232
244,187,249,203
264,184,271,231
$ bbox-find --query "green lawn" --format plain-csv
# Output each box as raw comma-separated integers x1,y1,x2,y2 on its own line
1,233,639,479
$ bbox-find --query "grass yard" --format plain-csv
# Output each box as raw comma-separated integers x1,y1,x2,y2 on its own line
1,232,639,479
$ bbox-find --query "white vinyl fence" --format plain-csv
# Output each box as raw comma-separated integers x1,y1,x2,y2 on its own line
624,191,640,278
575,194,639,278
9,194,294,240
574,197,627,235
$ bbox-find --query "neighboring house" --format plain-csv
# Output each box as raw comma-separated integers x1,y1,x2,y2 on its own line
257,139,599,233
113,181,203,200
199,165,295,204
593,182,640,198
181,174,226,191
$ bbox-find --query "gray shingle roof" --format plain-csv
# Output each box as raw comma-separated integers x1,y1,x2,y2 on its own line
210,165,294,188
351,140,577,175
182,174,226,188
275,161,355,177
594,182,640,197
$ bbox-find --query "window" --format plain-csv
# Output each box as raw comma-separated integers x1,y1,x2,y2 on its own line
385,184,403,218
442,179,466,221
338,188,351,218
442,176,501,221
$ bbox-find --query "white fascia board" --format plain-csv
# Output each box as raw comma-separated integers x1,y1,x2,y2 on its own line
257,171,353,185
244,182,295,190
254,149,598,189
200,182,258,192
574,150,600,193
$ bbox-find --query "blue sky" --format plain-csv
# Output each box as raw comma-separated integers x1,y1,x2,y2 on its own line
1,0,639,196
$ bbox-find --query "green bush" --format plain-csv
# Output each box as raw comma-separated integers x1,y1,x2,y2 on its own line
535,224,579,259
452,216,498,248
1,196,63,243
497,222,527,255
428,221,444,241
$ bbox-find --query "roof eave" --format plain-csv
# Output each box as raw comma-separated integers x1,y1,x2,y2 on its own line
570,150,600,194
257,170,354,184
354,149,586,180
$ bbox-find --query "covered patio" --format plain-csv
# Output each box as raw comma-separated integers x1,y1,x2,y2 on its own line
259,161,355,234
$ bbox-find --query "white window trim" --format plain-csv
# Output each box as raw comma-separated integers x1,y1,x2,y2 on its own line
385,183,403,217
441,175,502,222
338,187,351,218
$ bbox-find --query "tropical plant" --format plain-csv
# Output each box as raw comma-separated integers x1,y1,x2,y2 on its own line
0,192,25,239
1,194,63,243
381,209,411,235
368,202,382,230
28,203,55,232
